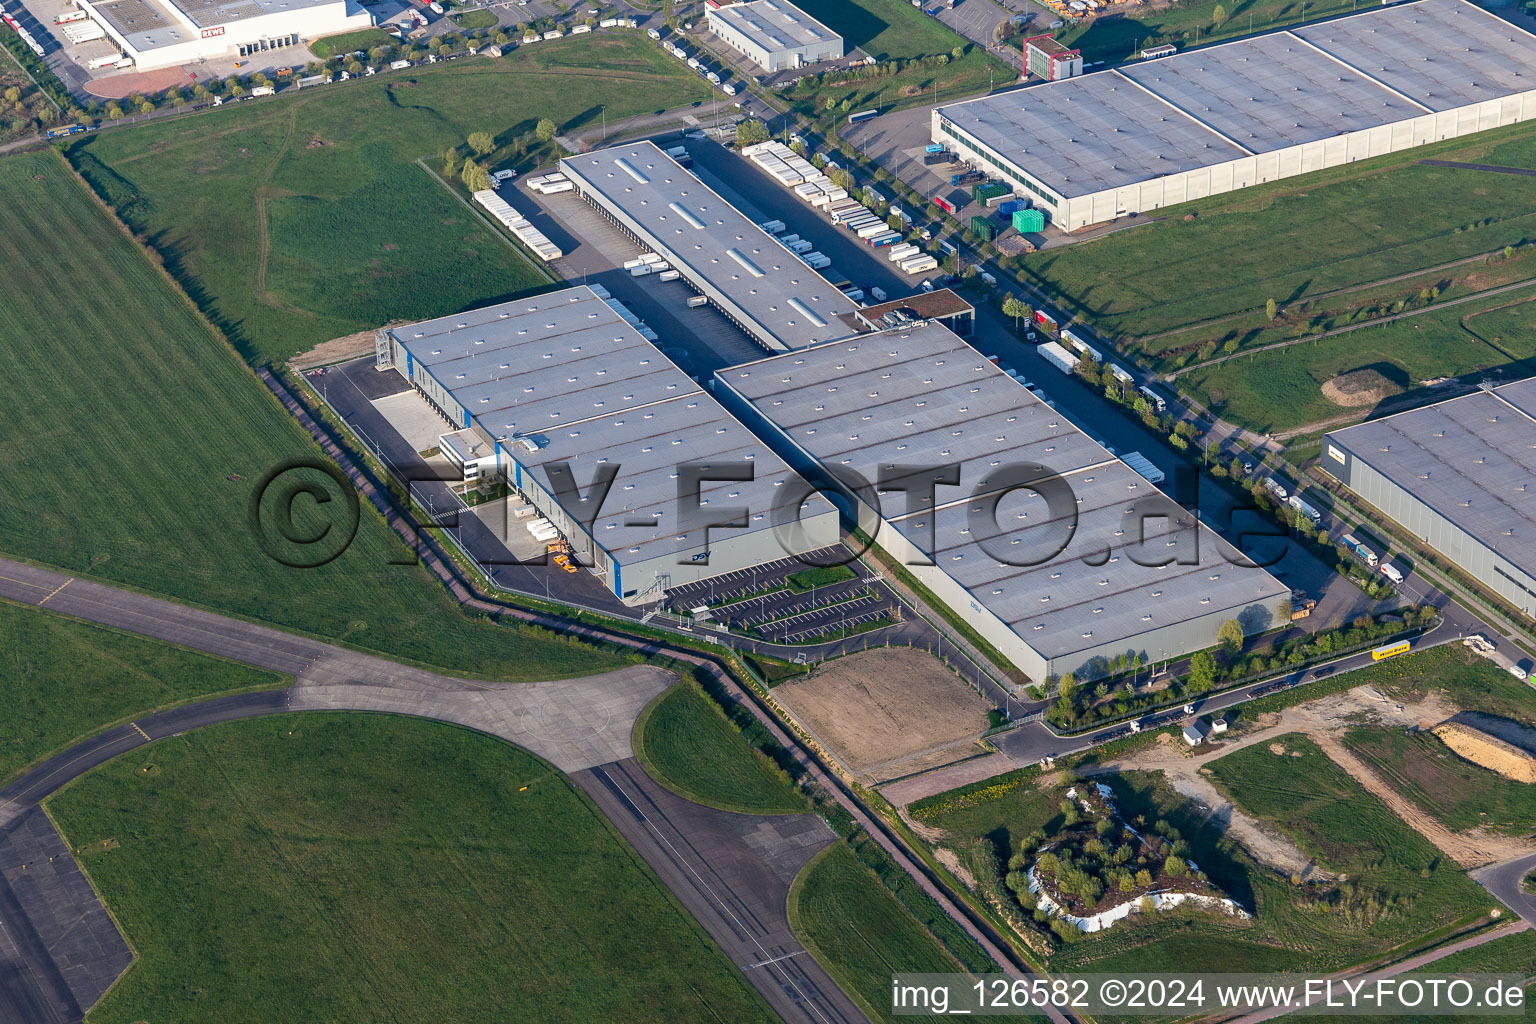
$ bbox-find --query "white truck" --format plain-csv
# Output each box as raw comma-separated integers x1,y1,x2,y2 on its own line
1262,476,1289,501
1380,562,1404,584
1287,494,1322,524
86,52,124,69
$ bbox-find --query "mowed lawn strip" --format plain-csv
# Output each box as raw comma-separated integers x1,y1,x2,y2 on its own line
0,150,625,681
632,681,806,814
65,35,710,364
0,603,281,785
46,714,780,1024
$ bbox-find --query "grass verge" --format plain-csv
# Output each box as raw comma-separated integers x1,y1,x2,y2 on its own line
0,602,281,785
633,678,806,814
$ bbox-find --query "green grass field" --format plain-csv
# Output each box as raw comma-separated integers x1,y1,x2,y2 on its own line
1178,288,1536,434
809,0,977,61
47,714,778,1024
309,27,395,59
65,35,708,365
1021,121,1536,348
0,604,281,785
789,843,1029,1024
0,150,626,681
1342,725,1536,836
1055,0,1362,64
633,681,806,814
784,0,1014,120
451,9,499,30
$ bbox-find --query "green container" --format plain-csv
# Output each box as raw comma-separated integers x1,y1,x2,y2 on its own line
972,182,1008,204
1012,208,1045,233
970,215,995,242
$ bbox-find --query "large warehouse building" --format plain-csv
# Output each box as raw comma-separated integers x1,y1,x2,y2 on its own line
1322,379,1536,620
715,323,1289,682
77,0,370,70
931,0,1536,228
705,0,842,72
561,142,861,353
375,286,838,603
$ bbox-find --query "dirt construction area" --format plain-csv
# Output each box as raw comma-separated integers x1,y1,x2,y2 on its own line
774,648,993,785
1085,684,1536,872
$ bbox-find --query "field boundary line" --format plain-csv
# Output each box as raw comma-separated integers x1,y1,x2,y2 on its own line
1169,275,1536,379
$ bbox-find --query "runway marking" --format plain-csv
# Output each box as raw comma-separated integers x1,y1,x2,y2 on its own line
36,578,73,606
0,572,53,594
595,765,834,1024
130,723,151,742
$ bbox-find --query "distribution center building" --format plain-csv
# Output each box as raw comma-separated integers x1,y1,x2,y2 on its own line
705,0,842,72
76,0,370,70
375,286,838,603
931,0,1536,228
1322,379,1536,620
715,323,1289,682
561,141,860,353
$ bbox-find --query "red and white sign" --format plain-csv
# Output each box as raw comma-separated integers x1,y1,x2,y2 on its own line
200,25,224,37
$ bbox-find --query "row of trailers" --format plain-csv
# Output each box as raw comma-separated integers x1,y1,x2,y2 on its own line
741,139,938,275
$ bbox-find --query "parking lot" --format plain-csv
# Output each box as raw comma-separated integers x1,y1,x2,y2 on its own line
662,551,904,646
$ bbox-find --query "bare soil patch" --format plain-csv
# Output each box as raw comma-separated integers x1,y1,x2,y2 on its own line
1322,368,1403,408
290,327,396,370
775,648,991,782
1431,723,1536,783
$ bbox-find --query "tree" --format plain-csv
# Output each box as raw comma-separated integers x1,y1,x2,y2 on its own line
1217,618,1245,654
735,116,769,147
461,160,492,192
139,100,155,116
1135,868,1153,887
467,130,495,157
1002,294,1028,331
106,102,123,121
1165,856,1188,877
1265,297,1278,320
1187,650,1219,692
534,117,559,143
443,147,461,176
1212,3,1228,23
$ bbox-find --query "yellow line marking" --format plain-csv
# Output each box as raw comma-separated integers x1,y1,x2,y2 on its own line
130,723,151,742
36,578,74,605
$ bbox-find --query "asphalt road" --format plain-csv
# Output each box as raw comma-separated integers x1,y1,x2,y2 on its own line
1472,851,1536,930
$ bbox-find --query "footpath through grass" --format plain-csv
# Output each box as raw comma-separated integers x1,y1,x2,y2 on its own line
0,604,280,785
65,34,707,365
1178,287,1536,434
47,714,779,1024
0,150,626,681
633,680,806,814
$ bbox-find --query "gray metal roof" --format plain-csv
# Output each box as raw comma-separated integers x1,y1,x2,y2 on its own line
936,0,1536,199
1118,31,1429,153
708,0,841,55
560,142,859,351
717,323,1288,662
386,287,828,566
938,70,1248,198
1293,0,1536,111
1326,377,1536,579
88,0,347,49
